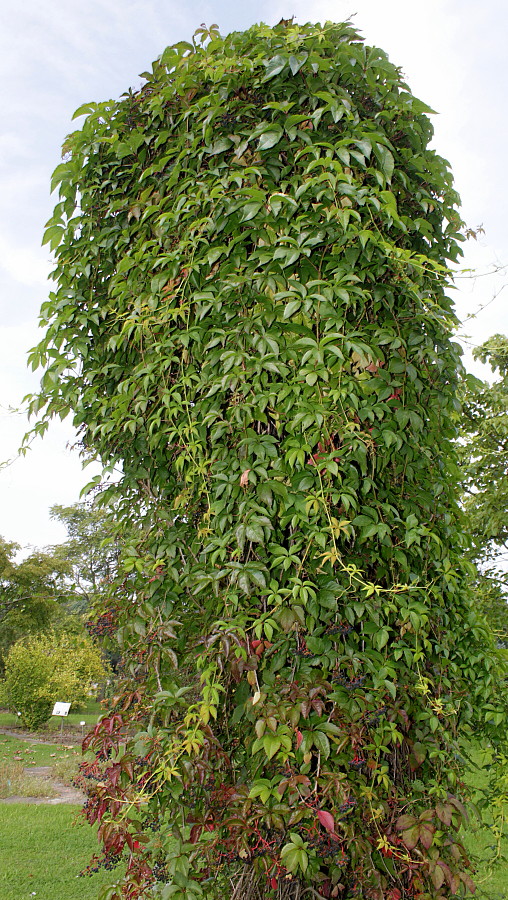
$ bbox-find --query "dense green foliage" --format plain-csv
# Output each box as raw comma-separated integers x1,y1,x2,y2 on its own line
2,631,109,729
0,502,120,673
50,502,121,616
460,335,508,555
0,537,69,672
29,20,506,900
460,335,508,644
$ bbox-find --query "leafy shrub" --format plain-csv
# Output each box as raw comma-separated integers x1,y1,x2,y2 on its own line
2,632,109,729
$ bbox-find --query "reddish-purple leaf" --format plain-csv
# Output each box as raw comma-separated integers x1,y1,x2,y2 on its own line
435,802,453,827
419,822,435,850
431,864,445,890
449,873,461,894
317,809,336,834
401,825,419,850
409,741,426,770
461,873,476,894
395,814,417,831
449,796,469,823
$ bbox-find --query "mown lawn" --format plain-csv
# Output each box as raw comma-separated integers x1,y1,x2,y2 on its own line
464,828,508,899
0,699,103,732
0,805,122,900
0,734,81,768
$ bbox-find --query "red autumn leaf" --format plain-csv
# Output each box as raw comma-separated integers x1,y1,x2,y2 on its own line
317,809,336,834
419,822,435,850
430,864,445,890
401,825,419,850
460,872,476,894
296,729,303,749
435,801,453,826
270,877,278,890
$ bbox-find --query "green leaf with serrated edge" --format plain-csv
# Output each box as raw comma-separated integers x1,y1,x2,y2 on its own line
263,54,287,80
206,138,232,155
283,299,301,318
289,53,308,75
313,731,330,758
245,523,264,543
263,733,281,759
257,127,283,151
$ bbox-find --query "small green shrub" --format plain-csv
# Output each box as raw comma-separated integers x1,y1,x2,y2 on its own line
2,632,109,729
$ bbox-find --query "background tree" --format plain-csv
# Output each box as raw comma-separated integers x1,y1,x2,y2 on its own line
29,20,505,900
0,536,69,673
50,501,121,616
460,334,508,644
0,500,121,672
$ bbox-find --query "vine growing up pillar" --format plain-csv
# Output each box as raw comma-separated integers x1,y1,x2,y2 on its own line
29,20,506,900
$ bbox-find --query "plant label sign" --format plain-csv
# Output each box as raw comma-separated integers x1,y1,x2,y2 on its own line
52,702,71,717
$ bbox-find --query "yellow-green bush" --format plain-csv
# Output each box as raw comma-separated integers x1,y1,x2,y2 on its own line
2,631,109,729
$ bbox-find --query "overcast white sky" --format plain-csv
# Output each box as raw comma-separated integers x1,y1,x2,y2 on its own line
1,0,506,551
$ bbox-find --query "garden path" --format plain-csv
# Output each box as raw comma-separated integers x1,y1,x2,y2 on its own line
0,727,85,804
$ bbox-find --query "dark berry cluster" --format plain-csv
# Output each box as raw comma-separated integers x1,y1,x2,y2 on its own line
332,672,366,690
295,639,313,658
363,706,387,726
349,756,366,770
307,833,348,864
150,859,169,881
295,647,313,658
326,622,354,637
337,798,357,815
79,851,121,876
219,112,238,126
86,607,118,638
217,848,239,866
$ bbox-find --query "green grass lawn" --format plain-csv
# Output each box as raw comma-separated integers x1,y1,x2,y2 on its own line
0,734,81,768
0,805,122,900
0,699,103,732
464,827,508,900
